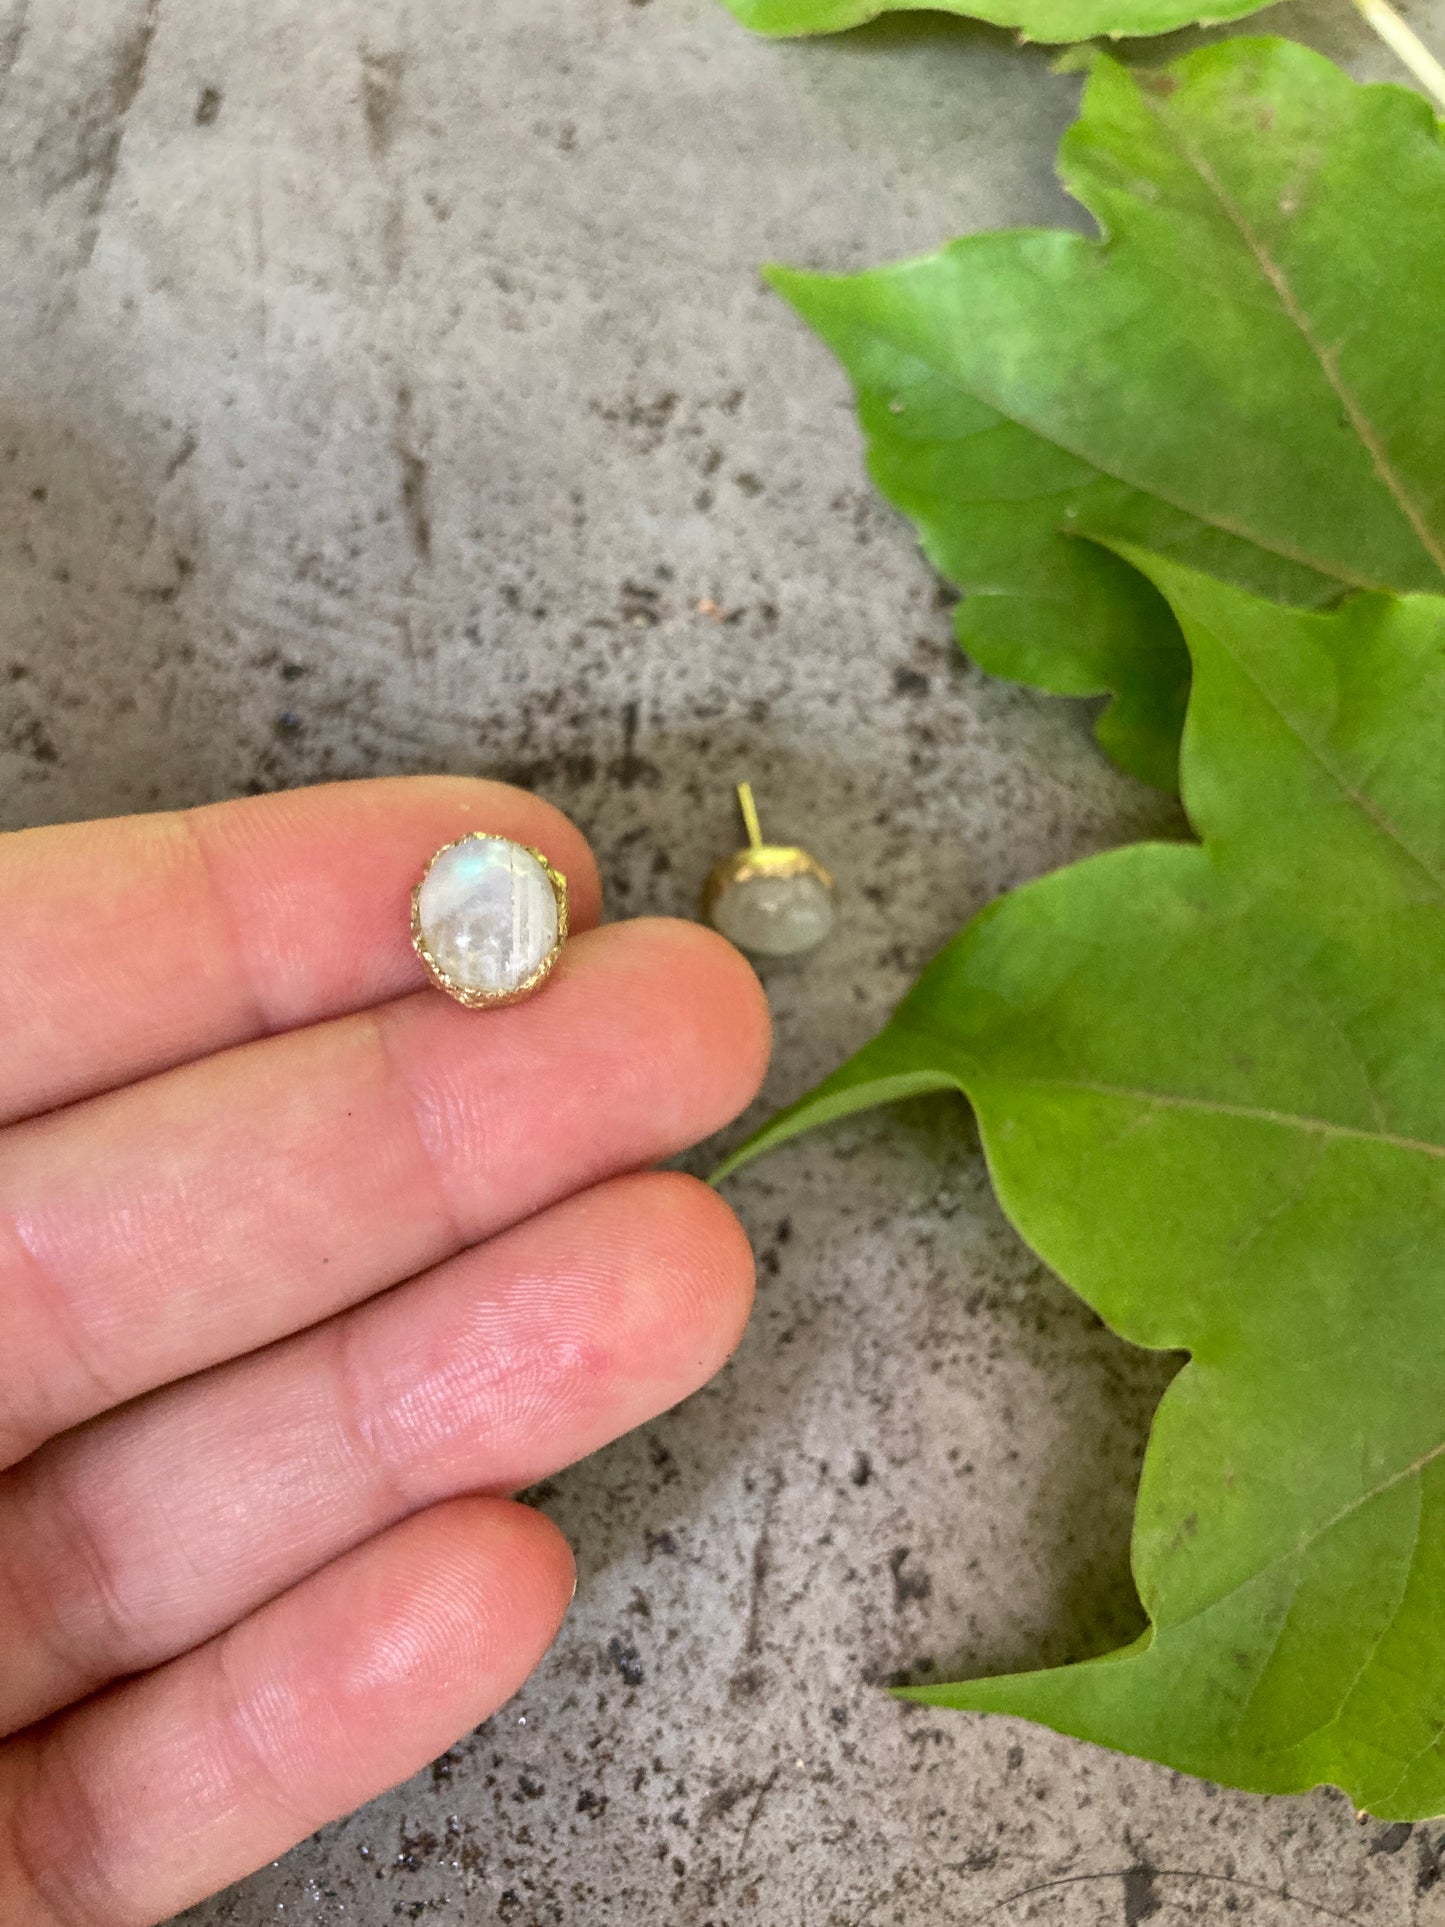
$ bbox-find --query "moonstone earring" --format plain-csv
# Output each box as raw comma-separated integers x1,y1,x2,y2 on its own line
412,833,568,1007
702,783,835,959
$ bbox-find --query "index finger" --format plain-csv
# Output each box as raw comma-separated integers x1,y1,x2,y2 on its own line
0,777,602,1126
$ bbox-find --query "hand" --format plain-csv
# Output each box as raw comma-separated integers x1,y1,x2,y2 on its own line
0,777,769,1926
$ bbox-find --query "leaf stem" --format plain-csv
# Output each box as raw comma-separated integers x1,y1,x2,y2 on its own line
1350,0,1445,112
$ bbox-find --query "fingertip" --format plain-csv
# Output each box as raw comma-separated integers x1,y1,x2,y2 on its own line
475,1498,578,1640
627,1170,759,1365
382,1498,575,1692
616,918,773,1125
4,1498,582,1927
336,1170,760,1508
543,1171,757,1428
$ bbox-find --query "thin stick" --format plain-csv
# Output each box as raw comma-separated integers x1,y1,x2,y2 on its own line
737,782,764,851
1352,0,1445,112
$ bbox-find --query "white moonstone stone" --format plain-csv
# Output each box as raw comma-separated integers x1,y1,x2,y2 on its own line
710,870,835,958
416,837,560,998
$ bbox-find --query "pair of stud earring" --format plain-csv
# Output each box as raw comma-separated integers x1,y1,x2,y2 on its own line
412,781,834,1009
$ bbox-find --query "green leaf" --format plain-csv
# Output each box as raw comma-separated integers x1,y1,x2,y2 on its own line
723,0,1272,44
718,552,1445,1817
770,40,1445,789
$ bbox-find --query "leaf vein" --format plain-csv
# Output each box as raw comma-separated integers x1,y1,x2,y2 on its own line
1257,1479,1423,1761
847,320,1399,593
1003,1074,1445,1160
1201,631,1445,894
1139,92,1445,582
1165,1459,1444,1650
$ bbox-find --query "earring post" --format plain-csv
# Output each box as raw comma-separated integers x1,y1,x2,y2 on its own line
737,781,763,851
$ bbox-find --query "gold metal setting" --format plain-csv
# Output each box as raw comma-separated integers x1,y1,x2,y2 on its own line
412,833,569,1009
700,782,834,922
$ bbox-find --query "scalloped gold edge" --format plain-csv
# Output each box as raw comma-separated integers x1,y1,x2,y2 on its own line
412,834,570,1009
700,843,834,925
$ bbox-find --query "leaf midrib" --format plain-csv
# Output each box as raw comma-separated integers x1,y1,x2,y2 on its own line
997,1073,1445,1161
848,316,1404,599
1194,607,1445,896
1138,84,1445,583
1157,1432,1445,1650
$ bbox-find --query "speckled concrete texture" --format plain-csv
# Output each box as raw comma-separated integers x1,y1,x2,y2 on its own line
5,0,1445,1920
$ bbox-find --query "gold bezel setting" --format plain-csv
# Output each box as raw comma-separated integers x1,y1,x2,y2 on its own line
700,844,834,924
411,834,569,1009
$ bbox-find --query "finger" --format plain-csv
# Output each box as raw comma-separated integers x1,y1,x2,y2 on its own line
0,918,769,1462
0,1173,751,1733
1,776,602,1127
0,1498,572,1927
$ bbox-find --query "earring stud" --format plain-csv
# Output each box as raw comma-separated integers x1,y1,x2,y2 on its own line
413,833,568,1008
702,782,835,959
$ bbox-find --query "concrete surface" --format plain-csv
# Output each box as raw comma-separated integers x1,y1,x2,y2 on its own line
4,0,1445,1919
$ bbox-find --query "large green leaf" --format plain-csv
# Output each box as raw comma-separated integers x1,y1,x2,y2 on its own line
771,40,1445,788
718,552,1445,1817
724,0,1271,42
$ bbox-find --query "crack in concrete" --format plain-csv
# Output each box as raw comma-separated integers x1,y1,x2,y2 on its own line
73,0,161,267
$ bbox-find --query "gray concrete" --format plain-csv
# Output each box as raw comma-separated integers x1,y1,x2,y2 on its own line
4,0,1444,1919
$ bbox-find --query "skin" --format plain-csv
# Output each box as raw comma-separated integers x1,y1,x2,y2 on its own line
0,776,772,1926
